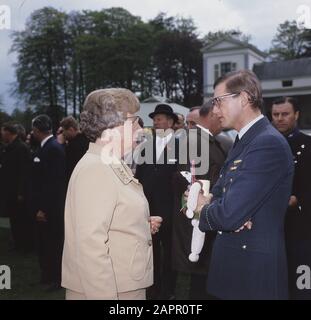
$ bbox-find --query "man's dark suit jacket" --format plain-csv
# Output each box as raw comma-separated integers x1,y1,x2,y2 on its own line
0,137,31,216
31,137,66,226
135,131,179,222
65,132,89,183
284,127,311,299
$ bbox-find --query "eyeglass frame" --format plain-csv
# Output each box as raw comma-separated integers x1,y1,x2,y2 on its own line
125,115,140,124
211,92,241,108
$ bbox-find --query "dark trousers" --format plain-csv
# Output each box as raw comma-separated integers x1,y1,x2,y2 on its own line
189,274,208,300
8,200,34,251
35,219,64,285
147,221,177,300
189,274,219,300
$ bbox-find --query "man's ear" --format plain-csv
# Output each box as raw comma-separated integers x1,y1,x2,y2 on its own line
295,111,299,122
168,118,174,128
240,91,249,108
69,127,77,134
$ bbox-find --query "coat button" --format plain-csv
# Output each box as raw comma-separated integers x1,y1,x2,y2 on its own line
218,231,222,235
148,240,153,246
223,187,226,193
242,245,247,250
230,178,233,182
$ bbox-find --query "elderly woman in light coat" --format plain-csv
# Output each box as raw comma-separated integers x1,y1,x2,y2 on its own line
61,88,162,300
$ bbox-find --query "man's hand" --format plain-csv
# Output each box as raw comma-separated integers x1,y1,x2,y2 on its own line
183,189,213,215
288,195,298,207
149,216,163,235
36,210,47,223
235,221,252,233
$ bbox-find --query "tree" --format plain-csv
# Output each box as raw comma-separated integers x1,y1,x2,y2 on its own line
11,7,68,123
301,29,311,57
10,107,35,133
0,109,11,128
269,20,308,60
152,14,203,106
0,97,11,127
203,29,251,47
11,7,205,113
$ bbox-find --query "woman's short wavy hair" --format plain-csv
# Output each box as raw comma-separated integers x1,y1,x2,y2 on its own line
80,88,140,142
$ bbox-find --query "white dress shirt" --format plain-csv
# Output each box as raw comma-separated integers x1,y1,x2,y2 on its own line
156,132,173,161
196,124,213,137
41,134,54,148
238,115,264,140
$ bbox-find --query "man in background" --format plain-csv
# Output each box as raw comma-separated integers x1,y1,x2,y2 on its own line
0,122,32,251
172,101,228,299
59,116,89,183
272,96,311,300
135,104,179,299
31,115,66,290
173,113,186,131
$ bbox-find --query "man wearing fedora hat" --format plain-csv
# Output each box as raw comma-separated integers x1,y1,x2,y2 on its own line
135,103,179,299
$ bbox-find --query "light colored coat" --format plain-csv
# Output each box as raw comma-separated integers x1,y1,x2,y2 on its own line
62,143,153,299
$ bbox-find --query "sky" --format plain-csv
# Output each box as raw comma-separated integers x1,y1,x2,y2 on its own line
0,0,311,112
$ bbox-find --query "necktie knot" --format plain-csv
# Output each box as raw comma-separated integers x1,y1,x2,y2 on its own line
233,135,240,148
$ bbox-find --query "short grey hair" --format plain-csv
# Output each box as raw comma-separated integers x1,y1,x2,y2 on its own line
80,88,140,142
200,100,214,117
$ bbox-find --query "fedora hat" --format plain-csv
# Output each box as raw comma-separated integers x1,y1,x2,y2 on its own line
148,103,178,123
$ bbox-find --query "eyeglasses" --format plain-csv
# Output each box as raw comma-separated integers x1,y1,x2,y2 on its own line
211,92,240,108
186,121,197,127
125,115,140,124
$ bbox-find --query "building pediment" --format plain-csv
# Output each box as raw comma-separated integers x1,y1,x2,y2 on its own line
202,36,266,58
203,39,244,52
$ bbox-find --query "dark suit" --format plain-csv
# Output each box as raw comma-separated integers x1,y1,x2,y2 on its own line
199,117,294,300
64,132,89,184
0,137,32,250
31,136,66,285
172,126,228,299
135,131,179,299
284,128,311,300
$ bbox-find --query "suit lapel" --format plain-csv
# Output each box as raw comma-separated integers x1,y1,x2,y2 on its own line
224,117,269,165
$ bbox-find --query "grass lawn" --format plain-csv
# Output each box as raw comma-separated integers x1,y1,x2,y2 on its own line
0,218,189,300
0,220,65,300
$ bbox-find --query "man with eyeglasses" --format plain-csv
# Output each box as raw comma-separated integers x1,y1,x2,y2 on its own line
193,70,294,299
